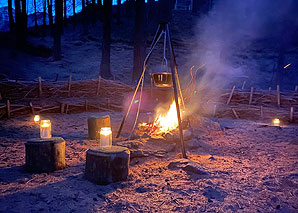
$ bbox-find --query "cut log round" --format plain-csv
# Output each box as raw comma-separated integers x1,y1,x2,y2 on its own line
85,146,130,185
25,137,65,173
88,115,111,139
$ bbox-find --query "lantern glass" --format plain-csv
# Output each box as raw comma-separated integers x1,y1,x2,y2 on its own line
100,127,112,148
273,118,280,126
34,115,40,123
40,120,52,139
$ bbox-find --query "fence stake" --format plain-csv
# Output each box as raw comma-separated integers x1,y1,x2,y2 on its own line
290,107,294,123
260,105,264,119
277,85,280,107
68,75,72,97
231,108,239,119
249,87,254,105
96,76,101,96
213,104,217,117
38,76,42,97
29,102,34,114
227,86,235,105
6,99,10,118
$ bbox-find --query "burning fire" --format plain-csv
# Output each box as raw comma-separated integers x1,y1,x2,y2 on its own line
140,100,179,135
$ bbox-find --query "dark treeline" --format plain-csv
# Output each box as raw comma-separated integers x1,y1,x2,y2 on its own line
6,0,212,81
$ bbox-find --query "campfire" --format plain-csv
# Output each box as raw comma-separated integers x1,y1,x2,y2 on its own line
135,100,191,141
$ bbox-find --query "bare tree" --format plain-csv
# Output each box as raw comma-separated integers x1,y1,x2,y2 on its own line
54,0,63,60
192,0,199,14
43,0,47,26
72,0,75,15
47,0,53,26
8,0,14,32
64,0,67,21
15,0,27,48
34,0,37,27
132,0,147,82
100,0,113,79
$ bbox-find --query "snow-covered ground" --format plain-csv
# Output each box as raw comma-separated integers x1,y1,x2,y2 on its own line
0,112,297,212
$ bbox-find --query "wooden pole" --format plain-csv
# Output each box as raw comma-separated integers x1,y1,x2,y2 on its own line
166,24,186,159
290,107,294,123
29,102,35,114
38,76,42,97
260,105,264,119
85,100,88,111
295,85,298,92
241,81,246,90
65,104,69,114
277,85,280,107
231,108,239,119
213,104,217,117
68,75,72,97
96,76,101,96
249,87,254,105
60,103,65,113
226,85,235,105
6,99,11,119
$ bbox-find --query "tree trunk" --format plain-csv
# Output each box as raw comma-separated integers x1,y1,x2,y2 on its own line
116,0,121,25
8,0,14,32
72,0,75,15
34,0,37,27
192,0,199,14
43,0,47,26
82,0,85,10
100,0,113,79
48,0,53,26
132,0,147,82
158,0,172,23
15,0,26,48
54,0,63,60
21,0,27,29
64,0,67,20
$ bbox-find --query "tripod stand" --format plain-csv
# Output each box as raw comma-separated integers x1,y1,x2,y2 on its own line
116,23,187,159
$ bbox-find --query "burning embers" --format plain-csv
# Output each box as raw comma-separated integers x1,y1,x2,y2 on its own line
135,100,191,141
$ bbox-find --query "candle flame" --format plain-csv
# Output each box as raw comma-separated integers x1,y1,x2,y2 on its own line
40,120,51,128
100,127,112,136
273,118,280,126
34,115,40,123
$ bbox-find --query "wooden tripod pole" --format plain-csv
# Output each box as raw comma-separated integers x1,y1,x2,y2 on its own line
116,27,164,138
166,24,187,159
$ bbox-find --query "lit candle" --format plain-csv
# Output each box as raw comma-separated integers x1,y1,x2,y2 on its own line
100,127,112,148
34,115,40,123
273,118,280,126
40,120,52,139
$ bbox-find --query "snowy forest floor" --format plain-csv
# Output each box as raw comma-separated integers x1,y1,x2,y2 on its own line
0,111,297,212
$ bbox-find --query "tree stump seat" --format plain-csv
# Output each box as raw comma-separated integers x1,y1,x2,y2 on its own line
88,115,111,140
85,146,130,185
25,137,65,173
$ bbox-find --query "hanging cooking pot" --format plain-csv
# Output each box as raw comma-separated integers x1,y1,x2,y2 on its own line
151,72,173,87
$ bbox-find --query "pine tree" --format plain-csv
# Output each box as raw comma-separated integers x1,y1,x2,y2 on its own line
132,0,147,82
100,0,113,79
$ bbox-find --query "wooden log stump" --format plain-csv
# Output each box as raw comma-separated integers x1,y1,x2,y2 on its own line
88,115,111,139
25,137,65,173
85,146,130,185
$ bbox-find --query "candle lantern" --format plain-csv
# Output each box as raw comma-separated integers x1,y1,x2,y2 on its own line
273,118,280,126
100,127,112,148
34,115,40,123
40,120,52,139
